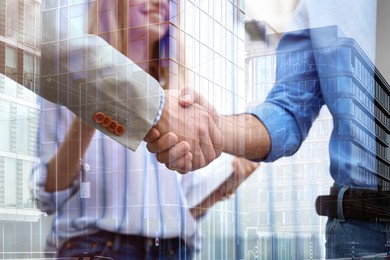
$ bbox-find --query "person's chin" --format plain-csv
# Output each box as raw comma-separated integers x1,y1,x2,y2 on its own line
149,24,168,39
149,12,167,24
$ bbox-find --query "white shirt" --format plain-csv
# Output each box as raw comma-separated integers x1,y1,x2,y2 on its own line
31,100,227,253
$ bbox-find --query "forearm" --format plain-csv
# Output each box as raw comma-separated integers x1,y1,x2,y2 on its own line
220,114,271,160
41,7,163,150
190,157,259,219
190,191,224,219
45,119,95,192
190,179,230,219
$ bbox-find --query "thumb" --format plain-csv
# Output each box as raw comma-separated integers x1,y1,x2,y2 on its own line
179,88,218,115
179,92,195,107
144,127,160,142
179,88,204,106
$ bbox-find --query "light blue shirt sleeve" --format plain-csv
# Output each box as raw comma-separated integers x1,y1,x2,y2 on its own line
30,160,79,215
153,87,166,126
246,28,325,162
246,102,302,162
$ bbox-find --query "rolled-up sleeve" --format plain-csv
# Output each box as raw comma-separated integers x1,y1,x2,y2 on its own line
30,160,79,215
247,102,302,162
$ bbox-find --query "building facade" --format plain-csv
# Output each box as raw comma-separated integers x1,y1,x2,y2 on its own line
0,0,46,259
241,22,390,259
38,0,245,259
2,1,389,259
241,21,332,259
175,1,246,259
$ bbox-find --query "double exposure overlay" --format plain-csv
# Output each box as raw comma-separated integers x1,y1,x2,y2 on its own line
0,0,389,259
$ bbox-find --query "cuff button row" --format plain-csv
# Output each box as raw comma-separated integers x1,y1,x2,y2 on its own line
93,112,126,136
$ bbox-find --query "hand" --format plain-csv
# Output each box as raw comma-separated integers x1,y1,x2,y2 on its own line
220,157,260,199
146,88,223,172
189,157,259,218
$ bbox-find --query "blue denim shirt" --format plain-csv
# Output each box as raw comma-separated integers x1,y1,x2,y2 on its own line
247,25,387,189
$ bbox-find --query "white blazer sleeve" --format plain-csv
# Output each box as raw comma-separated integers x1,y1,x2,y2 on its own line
39,5,164,151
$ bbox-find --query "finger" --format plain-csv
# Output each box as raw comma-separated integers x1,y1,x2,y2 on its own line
190,108,222,169
199,142,216,167
165,152,193,173
231,159,242,184
246,161,260,175
179,88,218,118
156,141,191,164
193,108,218,168
144,127,160,142
232,157,259,179
197,114,223,167
146,132,179,153
179,93,195,107
178,91,214,115
190,141,206,171
208,114,223,157
179,88,195,107
232,158,240,173
198,124,216,167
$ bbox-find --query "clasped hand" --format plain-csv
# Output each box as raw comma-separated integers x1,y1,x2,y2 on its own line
144,88,222,173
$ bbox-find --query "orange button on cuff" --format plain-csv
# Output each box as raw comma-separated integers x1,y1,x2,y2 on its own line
93,112,105,124
93,111,125,136
101,116,112,127
107,120,118,132
115,124,125,136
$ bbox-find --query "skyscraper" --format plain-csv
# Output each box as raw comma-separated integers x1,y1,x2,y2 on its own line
37,1,245,259
243,22,390,259
0,0,45,258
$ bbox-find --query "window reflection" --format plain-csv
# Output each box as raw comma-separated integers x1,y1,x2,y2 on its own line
0,100,10,151
6,0,18,40
5,0,381,259
4,158,17,207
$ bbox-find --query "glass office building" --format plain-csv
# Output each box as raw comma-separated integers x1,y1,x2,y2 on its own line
242,22,390,259
0,0,47,259
180,1,246,259
1,1,390,259
242,20,333,259
0,0,245,259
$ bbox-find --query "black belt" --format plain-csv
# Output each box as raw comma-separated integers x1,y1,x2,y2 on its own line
315,186,390,220
60,230,186,256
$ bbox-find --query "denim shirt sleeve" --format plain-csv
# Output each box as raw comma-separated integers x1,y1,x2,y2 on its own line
246,102,302,162
246,28,325,162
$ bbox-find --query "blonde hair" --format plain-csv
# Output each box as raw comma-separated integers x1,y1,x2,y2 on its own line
87,0,186,90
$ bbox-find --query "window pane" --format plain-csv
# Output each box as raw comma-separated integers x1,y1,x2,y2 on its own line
6,0,18,39
22,161,34,208
17,106,28,154
4,75,18,97
5,46,17,69
0,100,10,151
4,158,17,207
24,0,36,46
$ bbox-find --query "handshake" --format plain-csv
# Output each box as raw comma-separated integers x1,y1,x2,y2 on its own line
144,88,223,173
37,31,269,170
144,88,271,173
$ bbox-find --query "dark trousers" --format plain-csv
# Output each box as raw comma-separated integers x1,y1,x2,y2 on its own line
58,230,193,260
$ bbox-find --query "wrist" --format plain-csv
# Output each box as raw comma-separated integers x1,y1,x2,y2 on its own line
152,87,166,126
220,114,270,160
220,115,246,156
